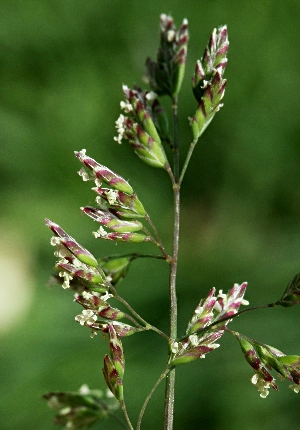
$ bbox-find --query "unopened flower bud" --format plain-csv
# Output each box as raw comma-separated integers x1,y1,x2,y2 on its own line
98,305,125,321
94,230,150,243
103,355,123,402
108,324,125,379
82,206,143,233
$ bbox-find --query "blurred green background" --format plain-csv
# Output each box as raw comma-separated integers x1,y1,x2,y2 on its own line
1,0,300,429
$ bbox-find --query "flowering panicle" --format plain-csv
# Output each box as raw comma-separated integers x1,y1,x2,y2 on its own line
114,86,169,168
189,25,228,140
186,282,248,335
234,332,300,398
146,14,189,97
172,282,249,368
43,385,119,430
44,14,300,430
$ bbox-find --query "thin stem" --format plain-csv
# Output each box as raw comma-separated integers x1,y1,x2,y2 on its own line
177,303,277,342
205,302,277,332
137,368,169,430
130,253,166,261
166,163,176,186
180,113,217,184
120,400,134,430
172,96,179,183
110,285,170,341
177,302,278,342
179,138,198,185
123,313,144,329
163,369,176,430
145,214,171,261
100,252,167,261
168,188,180,341
163,96,180,430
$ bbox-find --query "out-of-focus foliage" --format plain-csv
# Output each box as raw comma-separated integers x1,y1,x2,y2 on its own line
1,1,300,429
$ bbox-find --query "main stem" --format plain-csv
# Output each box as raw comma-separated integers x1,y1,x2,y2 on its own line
163,96,180,430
